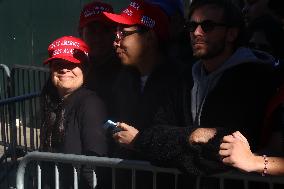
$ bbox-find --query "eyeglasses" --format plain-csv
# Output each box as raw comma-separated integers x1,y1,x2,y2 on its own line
115,27,147,40
185,20,227,33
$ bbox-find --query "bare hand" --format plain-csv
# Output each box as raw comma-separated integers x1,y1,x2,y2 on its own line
219,131,257,172
113,122,139,149
188,128,216,144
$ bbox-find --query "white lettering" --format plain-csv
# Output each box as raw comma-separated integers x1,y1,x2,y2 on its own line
84,6,111,18
141,16,155,28
129,2,140,10
123,8,133,16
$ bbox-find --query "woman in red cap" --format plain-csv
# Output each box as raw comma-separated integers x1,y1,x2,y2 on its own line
40,36,107,189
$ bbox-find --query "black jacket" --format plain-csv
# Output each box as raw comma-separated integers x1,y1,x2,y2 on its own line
41,87,107,189
134,60,276,175
85,54,122,116
111,62,183,130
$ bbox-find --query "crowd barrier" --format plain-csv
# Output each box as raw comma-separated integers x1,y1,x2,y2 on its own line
0,64,11,100
0,64,49,188
0,64,48,159
10,64,49,96
16,152,284,189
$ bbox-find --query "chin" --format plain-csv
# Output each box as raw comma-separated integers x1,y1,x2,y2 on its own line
121,58,133,66
194,44,212,56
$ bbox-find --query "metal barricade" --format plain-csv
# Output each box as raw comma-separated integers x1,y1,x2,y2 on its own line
0,93,41,156
16,152,284,189
0,64,49,155
16,152,181,189
0,93,42,188
0,64,10,100
10,64,49,96
0,64,48,188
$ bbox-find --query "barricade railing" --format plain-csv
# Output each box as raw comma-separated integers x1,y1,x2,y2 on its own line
0,64,11,100
0,64,48,161
16,152,284,189
0,92,41,188
10,64,49,96
0,64,48,188
0,92,41,158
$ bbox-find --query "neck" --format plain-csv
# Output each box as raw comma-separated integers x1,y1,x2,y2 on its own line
202,47,234,73
57,87,80,100
136,50,162,76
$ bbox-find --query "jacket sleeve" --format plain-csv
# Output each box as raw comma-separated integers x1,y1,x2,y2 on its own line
132,81,232,175
79,94,109,188
80,95,108,156
133,124,232,175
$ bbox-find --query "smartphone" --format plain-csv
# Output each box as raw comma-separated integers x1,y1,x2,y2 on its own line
103,120,123,134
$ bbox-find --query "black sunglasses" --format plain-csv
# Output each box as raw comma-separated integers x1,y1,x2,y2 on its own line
185,20,227,33
116,26,148,40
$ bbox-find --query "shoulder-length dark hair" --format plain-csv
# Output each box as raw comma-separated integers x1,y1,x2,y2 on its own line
40,60,88,152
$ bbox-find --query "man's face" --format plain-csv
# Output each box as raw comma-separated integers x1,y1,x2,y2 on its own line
81,22,115,59
113,25,148,66
189,5,228,59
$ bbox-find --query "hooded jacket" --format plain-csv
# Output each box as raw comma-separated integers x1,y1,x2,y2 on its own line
133,47,277,175
191,47,275,125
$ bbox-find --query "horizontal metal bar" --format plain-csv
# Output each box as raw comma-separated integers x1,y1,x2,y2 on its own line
16,152,284,189
18,152,180,174
0,92,40,106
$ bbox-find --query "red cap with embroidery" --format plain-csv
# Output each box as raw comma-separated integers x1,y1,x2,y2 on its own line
44,36,89,64
79,1,113,29
103,0,169,41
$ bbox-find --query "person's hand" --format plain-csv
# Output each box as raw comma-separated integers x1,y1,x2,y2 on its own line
113,122,139,149
219,131,257,172
188,128,217,144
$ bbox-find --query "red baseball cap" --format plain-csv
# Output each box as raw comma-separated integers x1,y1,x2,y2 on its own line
103,0,169,41
44,36,89,64
79,1,113,29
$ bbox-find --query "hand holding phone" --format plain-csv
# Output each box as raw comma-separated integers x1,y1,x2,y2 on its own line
103,120,123,135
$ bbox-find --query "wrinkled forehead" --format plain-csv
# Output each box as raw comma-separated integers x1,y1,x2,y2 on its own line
189,5,224,22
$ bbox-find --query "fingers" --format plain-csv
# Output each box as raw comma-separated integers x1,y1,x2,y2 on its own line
113,132,121,140
232,131,248,143
219,149,231,157
222,156,234,165
220,142,232,150
222,135,235,143
117,122,130,130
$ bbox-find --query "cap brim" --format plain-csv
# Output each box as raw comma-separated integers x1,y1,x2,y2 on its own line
103,12,139,25
44,56,81,65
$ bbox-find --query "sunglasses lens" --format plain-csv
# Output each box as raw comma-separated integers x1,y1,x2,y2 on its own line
187,22,198,32
201,21,215,32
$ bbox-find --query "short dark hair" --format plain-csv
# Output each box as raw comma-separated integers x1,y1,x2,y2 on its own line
188,0,246,48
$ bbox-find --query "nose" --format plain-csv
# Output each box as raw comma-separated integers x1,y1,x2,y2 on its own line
193,25,204,36
58,67,69,73
113,37,121,48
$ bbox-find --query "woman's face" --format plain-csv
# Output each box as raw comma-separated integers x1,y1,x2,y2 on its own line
50,59,84,97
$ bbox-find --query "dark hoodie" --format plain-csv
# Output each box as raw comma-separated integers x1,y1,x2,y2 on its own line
133,47,277,175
